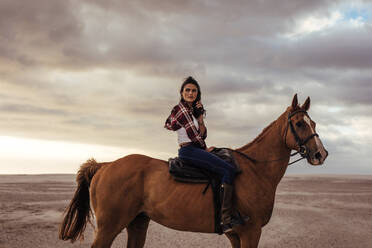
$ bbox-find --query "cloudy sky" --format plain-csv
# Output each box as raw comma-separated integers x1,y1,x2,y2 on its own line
1,0,371,174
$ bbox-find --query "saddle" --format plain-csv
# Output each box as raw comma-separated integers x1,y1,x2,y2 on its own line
168,147,241,234
168,147,241,183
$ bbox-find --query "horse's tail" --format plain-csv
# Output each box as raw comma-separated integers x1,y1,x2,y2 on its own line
59,158,103,242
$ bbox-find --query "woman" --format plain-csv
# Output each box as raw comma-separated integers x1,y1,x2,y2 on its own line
164,76,242,233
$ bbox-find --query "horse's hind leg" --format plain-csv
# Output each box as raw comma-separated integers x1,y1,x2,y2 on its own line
91,216,128,248
91,227,119,248
126,213,150,248
91,212,132,248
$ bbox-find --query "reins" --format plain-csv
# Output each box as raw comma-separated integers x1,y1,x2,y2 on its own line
221,148,303,166
221,109,319,166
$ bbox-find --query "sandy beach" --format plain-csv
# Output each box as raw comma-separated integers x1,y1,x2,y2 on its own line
0,174,371,248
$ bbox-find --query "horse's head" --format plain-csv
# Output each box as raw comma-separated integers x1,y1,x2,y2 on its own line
284,94,328,165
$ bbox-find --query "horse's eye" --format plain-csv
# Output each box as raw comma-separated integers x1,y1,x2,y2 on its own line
296,121,303,128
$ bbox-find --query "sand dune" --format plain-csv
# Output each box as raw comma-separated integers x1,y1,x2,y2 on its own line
0,174,371,248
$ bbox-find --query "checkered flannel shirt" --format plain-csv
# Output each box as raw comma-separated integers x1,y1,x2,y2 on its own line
164,101,207,149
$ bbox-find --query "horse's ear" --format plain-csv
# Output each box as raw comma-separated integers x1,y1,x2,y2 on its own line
301,96,311,111
291,94,298,108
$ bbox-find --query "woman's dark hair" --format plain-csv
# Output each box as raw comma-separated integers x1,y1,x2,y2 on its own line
180,76,205,118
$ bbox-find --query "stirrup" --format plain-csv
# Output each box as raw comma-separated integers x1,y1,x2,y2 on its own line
221,211,245,233
231,211,245,225
221,223,233,233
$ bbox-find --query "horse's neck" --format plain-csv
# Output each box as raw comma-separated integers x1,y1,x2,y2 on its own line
238,111,291,188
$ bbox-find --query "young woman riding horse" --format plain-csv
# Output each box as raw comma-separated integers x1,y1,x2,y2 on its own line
59,93,328,248
164,76,242,233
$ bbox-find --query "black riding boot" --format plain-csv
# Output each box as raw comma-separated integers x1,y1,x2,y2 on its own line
220,183,244,233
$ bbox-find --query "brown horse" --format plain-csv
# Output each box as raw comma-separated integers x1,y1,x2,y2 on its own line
59,94,328,248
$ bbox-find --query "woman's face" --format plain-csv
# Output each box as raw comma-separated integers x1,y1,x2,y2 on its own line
182,83,198,103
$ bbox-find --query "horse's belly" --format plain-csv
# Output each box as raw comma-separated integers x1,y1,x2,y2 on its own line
143,182,216,233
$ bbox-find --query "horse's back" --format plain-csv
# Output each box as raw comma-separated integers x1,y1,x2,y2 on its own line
92,154,167,185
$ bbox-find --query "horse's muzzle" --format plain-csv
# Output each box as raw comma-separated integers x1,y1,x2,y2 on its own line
310,148,328,165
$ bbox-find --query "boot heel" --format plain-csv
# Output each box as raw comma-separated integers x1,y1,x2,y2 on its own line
231,211,245,225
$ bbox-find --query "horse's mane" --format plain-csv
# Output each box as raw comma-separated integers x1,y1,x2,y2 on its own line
237,120,277,151
237,105,298,151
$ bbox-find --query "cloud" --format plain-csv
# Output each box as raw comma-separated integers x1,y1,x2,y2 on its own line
0,0,371,173
0,0,347,70
279,26,372,70
0,0,83,67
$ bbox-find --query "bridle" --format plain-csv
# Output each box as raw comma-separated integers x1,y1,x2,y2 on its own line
283,109,319,163
227,109,320,165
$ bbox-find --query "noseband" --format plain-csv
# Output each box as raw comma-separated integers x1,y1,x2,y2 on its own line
285,110,319,160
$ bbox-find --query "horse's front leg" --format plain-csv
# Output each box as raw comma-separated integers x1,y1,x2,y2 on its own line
237,224,262,248
225,232,241,248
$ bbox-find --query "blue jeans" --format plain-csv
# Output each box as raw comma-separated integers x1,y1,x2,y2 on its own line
178,145,235,184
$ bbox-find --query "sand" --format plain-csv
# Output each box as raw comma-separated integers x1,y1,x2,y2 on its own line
0,174,371,248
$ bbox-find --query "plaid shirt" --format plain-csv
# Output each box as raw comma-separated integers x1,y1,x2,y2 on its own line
164,101,207,149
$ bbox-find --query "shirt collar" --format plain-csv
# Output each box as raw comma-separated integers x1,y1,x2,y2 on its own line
179,101,193,112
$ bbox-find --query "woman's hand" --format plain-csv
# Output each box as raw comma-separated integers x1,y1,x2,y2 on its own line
196,101,204,123
206,146,216,152
195,101,203,120
195,101,203,109
195,101,206,137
